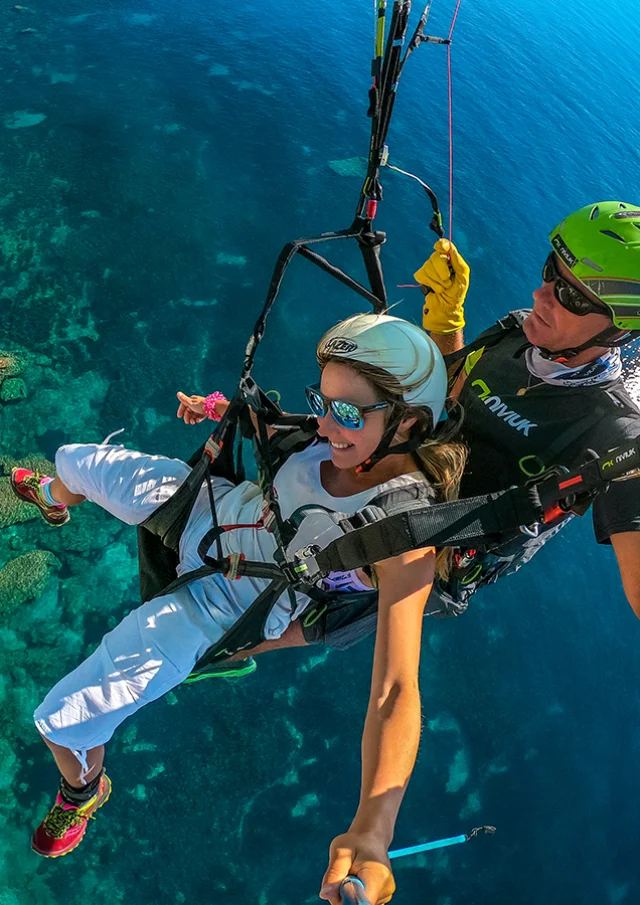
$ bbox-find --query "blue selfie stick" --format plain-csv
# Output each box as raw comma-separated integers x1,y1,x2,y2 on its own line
388,833,467,858
339,826,495,904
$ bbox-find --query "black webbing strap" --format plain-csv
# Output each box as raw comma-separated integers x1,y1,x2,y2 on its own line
235,1,448,347
139,394,245,550
139,452,208,553
443,314,521,370
186,483,546,665
150,553,285,600
298,241,386,310
188,437,640,664
192,577,292,666
242,230,387,382
312,485,545,576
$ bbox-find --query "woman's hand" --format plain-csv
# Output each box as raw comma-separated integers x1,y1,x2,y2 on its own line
320,831,395,905
176,391,207,425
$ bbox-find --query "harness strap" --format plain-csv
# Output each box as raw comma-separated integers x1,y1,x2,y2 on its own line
443,313,521,370
149,555,285,601
447,315,636,466
310,484,545,577
186,437,640,663
191,578,292,667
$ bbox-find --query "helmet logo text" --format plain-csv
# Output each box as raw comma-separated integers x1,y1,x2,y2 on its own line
323,338,358,355
551,234,578,269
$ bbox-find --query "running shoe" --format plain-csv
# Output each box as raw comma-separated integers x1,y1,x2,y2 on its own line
10,468,70,527
32,773,112,858
183,657,257,684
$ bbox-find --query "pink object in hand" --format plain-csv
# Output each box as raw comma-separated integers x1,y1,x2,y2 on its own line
203,391,228,421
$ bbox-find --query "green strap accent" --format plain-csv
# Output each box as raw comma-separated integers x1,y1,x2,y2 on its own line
519,455,546,478
302,603,328,628
464,346,485,375
183,658,257,685
460,562,484,585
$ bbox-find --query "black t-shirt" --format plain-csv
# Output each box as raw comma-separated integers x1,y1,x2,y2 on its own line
455,314,640,545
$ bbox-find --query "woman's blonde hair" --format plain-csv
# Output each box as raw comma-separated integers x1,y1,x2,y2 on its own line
316,348,467,581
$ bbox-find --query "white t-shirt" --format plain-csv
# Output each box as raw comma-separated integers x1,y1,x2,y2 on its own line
179,442,427,639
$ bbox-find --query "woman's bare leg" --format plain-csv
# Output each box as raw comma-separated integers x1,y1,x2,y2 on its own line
42,737,104,786
229,619,309,660
49,477,86,507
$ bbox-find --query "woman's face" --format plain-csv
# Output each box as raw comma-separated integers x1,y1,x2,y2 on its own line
315,360,390,470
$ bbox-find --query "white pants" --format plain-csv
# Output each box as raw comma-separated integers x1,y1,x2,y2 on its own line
34,444,229,773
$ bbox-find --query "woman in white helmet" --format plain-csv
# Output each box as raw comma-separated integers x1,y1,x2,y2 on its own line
18,312,465,903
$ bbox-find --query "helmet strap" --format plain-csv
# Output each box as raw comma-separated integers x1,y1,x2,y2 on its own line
536,325,638,363
355,416,432,474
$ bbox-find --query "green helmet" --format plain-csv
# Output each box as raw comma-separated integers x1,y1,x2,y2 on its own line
549,201,640,332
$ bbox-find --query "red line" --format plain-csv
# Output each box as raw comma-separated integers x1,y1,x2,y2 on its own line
447,43,453,238
447,0,462,239
448,0,462,39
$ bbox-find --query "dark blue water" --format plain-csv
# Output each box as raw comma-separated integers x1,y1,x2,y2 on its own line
1,1,640,903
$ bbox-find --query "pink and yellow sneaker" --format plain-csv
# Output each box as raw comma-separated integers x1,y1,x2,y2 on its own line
32,774,112,858
10,468,70,527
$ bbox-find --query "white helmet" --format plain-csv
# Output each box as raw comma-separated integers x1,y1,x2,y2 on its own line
318,313,448,427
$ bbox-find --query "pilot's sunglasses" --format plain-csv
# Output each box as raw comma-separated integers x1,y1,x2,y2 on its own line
305,383,389,431
542,253,606,317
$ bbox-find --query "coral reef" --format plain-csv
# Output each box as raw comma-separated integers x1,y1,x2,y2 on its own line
0,349,30,407
0,378,27,403
0,351,26,379
0,550,60,616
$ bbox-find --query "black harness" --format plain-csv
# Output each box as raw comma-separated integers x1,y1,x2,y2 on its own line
138,364,640,677
131,8,640,675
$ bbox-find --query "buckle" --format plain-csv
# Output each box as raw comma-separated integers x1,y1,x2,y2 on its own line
225,553,245,580
338,505,384,532
204,437,222,461
283,544,322,585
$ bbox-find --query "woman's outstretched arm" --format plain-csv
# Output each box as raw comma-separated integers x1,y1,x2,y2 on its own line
176,391,281,439
320,546,435,905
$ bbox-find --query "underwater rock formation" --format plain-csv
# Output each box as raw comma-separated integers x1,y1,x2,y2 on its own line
0,378,27,403
0,349,30,406
0,549,61,616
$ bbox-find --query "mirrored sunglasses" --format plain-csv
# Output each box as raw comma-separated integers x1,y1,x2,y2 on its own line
305,383,389,431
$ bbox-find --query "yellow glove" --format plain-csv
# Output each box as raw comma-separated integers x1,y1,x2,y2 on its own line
413,238,470,334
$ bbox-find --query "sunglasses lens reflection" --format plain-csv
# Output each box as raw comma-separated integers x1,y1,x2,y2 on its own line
332,401,363,430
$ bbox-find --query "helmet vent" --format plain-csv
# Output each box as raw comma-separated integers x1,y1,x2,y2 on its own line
589,205,600,220
581,257,603,272
600,229,626,243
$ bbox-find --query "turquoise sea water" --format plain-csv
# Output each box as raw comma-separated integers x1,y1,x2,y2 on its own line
1,1,640,903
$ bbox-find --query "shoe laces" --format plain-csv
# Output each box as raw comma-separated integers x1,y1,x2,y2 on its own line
22,472,44,490
42,802,85,839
